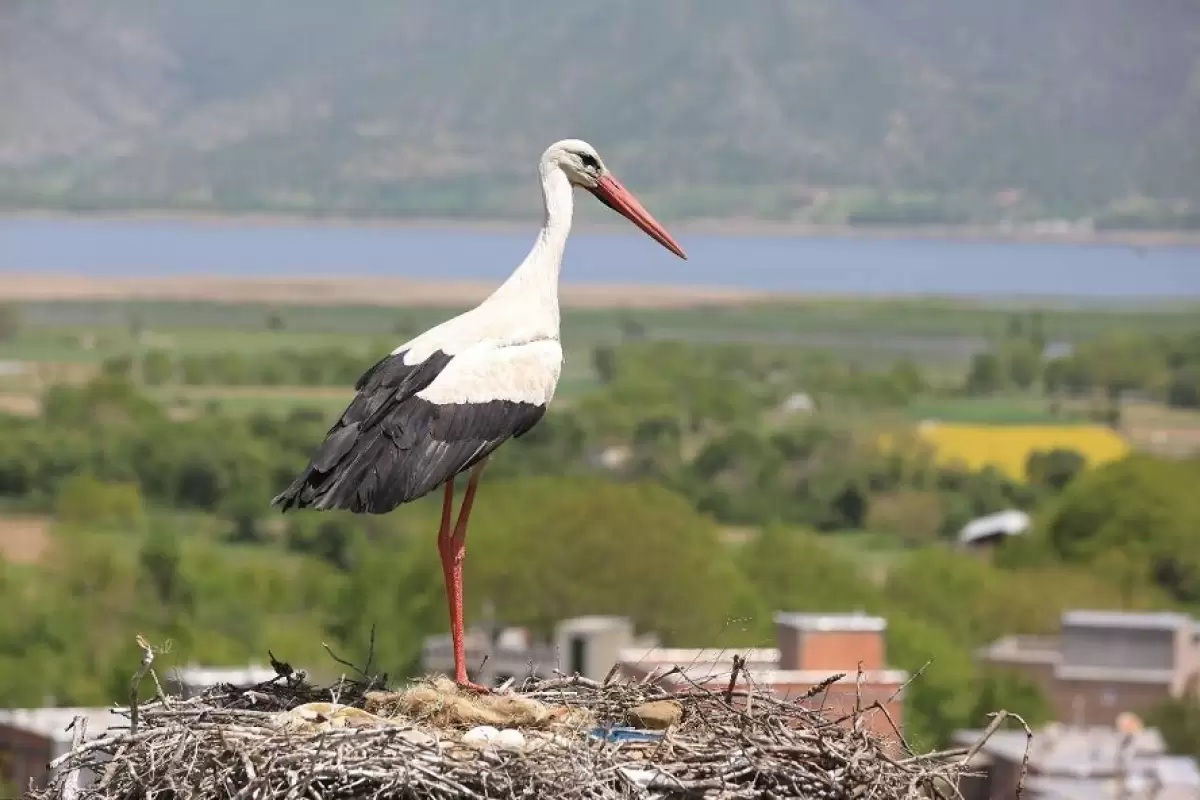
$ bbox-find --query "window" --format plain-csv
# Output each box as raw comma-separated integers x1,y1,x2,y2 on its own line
569,635,587,676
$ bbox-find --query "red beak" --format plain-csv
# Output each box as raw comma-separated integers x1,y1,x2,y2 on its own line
589,174,687,260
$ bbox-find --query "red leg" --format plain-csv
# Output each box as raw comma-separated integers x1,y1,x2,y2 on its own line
438,460,490,693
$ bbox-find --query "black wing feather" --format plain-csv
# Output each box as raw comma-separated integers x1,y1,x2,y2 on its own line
271,349,545,514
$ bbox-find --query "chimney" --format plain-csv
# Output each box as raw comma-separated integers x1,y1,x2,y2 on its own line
774,612,888,671
554,617,636,681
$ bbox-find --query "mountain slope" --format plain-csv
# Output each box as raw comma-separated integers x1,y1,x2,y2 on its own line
1,0,1198,223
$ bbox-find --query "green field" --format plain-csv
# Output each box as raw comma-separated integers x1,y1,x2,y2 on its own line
904,395,1070,424
10,297,1200,356
4,296,1200,422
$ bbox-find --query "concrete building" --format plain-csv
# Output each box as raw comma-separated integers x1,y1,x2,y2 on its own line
0,664,278,792
0,706,123,792
616,612,907,739
956,509,1030,551
422,615,659,686
425,611,907,739
976,610,1200,725
954,718,1200,800
165,663,279,698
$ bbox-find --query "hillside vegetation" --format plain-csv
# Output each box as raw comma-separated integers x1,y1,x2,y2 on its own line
2,1,1199,226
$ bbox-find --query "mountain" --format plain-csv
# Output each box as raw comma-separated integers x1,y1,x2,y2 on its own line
2,0,1199,225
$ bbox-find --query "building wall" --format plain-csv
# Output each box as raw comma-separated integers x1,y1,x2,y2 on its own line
794,631,886,672
743,680,904,741
980,758,1023,800
554,620,635,681
0,725,53,792
983,659,1056,709
1049,678,1173,726
1060,623,1178,673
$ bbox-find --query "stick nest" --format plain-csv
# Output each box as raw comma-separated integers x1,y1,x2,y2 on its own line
35,663,976,800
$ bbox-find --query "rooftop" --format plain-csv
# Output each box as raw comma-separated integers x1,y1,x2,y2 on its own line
0,707,124,744
1055,665,1176,684
666,667,909,690
953,725,1168,778
617,646,781,668
169,663,280,688
957,509,1031,545
975,634,1061,665
773,611,888,632
555,616,632,633
1061,610,1194,631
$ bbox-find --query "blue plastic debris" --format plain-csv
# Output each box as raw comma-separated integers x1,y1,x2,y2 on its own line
588,726,664,743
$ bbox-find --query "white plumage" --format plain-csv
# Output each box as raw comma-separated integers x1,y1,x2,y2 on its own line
272,138,686,691
416,339,563,406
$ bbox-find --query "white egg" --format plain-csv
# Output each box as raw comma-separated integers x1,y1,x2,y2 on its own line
494,729,526,751
462,725,500,748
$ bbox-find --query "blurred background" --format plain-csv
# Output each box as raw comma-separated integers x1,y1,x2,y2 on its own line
0,2,1199,793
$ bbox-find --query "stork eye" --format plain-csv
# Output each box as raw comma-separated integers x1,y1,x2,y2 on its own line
579,153,600,170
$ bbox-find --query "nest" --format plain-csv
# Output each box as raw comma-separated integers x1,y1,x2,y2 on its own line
34,655,996,800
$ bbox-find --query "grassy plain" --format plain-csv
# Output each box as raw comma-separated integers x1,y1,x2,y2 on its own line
2,294,1199,429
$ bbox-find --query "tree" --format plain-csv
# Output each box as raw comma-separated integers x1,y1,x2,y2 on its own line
866,490,944,544
54,475,145,529
1004,343,1042,390
964,352,1004,394
0,303,22,343
1147,690,1200,760
138,523,195,622
592,345,618,384
739,524,882,616
885,547,1162,647
969,669,1052,732
285,512,361,570
1025,448,1085,492
1028,310,1047,354
886,613,977,749
618,316,646,341
425,477,764,647
1167,365,1200,408
1040,455,1200,602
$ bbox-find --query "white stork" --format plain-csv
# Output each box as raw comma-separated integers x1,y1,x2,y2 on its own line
272,139,686,692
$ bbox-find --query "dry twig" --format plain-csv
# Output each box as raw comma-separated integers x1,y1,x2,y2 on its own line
34,652,992,800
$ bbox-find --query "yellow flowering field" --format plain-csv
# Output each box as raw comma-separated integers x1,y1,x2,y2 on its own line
882,422,1130,480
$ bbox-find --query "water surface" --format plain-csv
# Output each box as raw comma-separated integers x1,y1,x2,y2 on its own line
1,217,1197,300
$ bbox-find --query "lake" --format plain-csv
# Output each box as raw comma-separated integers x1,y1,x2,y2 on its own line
1,216,1198,301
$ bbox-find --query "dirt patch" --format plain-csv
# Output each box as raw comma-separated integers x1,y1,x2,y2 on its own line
0,392,40,416
0,273,771,310
0,516,51,564
168,386,354,399
1122,402,1200,457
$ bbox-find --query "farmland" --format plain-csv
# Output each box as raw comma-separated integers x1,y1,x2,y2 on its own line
1,294,1199,446
1,286,1200,755
895,422,1131,479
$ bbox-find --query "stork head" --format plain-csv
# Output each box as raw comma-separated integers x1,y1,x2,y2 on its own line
543,138,687,260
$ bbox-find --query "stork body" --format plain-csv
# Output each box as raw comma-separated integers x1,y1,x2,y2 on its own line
273,139,685,691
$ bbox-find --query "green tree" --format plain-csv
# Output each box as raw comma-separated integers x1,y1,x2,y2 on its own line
1025,448,1085,492
969,669,1053,731
1167,365,1200,408
0,303,22,343
442,477,763,646
1147,691,1200,760
964,352,1004,394
1040,455,1200,602
54,475,146,529
739,524,882,615
1004,343,1042,390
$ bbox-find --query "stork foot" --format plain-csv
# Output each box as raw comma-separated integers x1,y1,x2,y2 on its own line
455,678,492,695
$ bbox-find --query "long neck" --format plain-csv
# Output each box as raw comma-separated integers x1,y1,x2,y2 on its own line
484,163,573,327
